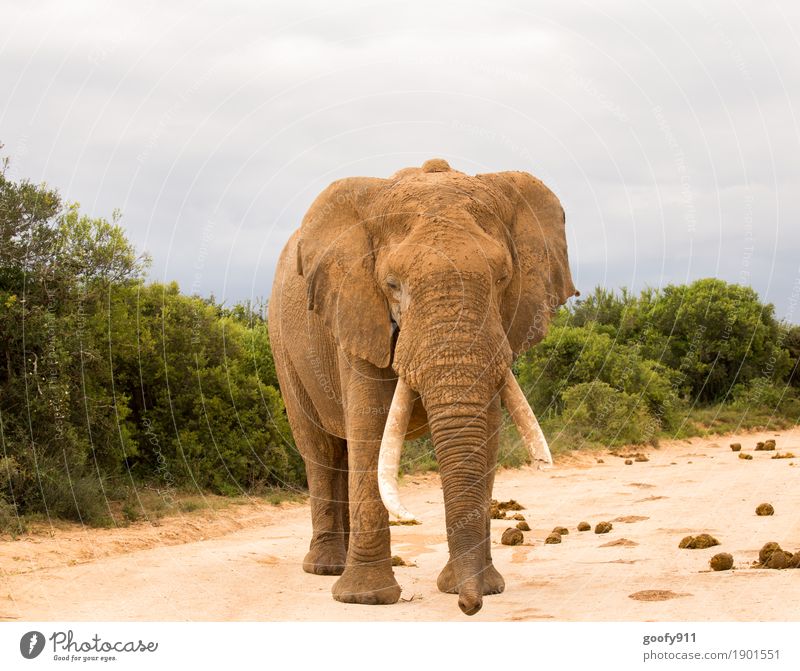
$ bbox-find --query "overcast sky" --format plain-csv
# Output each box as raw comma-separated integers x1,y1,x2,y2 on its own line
3,0,799,320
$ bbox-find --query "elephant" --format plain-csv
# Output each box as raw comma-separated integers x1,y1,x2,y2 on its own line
268,158,576,615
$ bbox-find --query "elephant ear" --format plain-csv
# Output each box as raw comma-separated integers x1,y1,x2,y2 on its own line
478,171,577,356
296,176,393,368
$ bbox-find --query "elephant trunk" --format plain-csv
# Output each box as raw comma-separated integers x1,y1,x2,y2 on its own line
426,390,490,615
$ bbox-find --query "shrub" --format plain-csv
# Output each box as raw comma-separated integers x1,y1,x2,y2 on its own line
560,382,657,446
515,325,681,431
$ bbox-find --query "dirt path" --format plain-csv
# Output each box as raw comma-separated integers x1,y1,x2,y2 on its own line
2,428,799,621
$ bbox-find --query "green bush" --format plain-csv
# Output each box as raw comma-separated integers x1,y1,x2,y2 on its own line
560,382,658,447
516,325,681,431
0,152,305,525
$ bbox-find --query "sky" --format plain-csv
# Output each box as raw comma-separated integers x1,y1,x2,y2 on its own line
2,0,800,321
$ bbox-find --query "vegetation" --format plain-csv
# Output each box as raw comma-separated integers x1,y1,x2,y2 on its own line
1,150,798,530
0,151,302,531
514,283,800,453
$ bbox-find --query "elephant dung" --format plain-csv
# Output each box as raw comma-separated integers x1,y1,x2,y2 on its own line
501,528,524,546
709,553,734,571
754,441,766,451
497,499,525,511
738,453,753,460
763,439,776,451
512,513,526,521
758,541,782,564
594,521,613,534
765,550,791,570
391,555,414,567
544,533,562,544
755,503,775,516
516,521,530,531
577,521,591,532
772,452,795,459
552,526,569,536
490,502,506,520
678,533,720,549
624,459,633,465
730,443,742,452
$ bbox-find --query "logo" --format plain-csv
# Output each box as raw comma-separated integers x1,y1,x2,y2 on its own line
20,631,45,659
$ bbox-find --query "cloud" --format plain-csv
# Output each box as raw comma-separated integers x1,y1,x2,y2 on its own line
1,0,798,318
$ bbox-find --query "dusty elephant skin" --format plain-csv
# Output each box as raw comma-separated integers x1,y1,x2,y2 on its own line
268,159,576,615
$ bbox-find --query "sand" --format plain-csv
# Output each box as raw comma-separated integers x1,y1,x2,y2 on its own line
1,428,798,621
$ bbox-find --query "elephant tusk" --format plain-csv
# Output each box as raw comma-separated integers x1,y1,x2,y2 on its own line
378,377,418,523
500,369,553,470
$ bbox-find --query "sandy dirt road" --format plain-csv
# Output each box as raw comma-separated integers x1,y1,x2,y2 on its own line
2,428,799,621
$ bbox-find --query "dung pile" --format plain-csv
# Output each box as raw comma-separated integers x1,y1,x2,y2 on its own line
755,503,775,516
709,553,734,571
501,528,524,546
678,533,720,549
738,453,753,460
577,521,591,531
516,521,530,531
552,526,569,536
544,533,561,544
755,440,776,452
491,499,526,519
730,443,742,452
595,521,613,534
755,542,800,570
391,555,415,567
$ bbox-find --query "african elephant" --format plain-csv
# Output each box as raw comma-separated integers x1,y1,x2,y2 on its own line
268,158,576,615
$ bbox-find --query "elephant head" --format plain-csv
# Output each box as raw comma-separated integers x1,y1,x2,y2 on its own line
297,158,576,614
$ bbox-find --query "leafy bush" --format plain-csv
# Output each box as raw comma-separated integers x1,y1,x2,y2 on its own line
560,382,658,447
516,325,681,431
0,152,304,524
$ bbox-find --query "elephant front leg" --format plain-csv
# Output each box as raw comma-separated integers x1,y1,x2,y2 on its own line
332,437,401,605
332,373,401,605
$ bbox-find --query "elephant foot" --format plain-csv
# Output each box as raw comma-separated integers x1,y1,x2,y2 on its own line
332,563,401,605
437,561,504,595
303,539,347,576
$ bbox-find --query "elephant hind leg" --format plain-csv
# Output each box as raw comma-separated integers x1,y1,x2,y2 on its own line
279,358,349,576
303,443,348,576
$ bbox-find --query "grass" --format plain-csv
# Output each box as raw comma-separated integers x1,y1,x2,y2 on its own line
0,482,309,538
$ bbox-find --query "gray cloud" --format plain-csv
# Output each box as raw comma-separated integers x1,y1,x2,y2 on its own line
2,0,799,319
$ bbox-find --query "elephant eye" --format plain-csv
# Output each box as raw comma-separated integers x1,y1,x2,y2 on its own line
386,276,400,292
496,273,509,285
